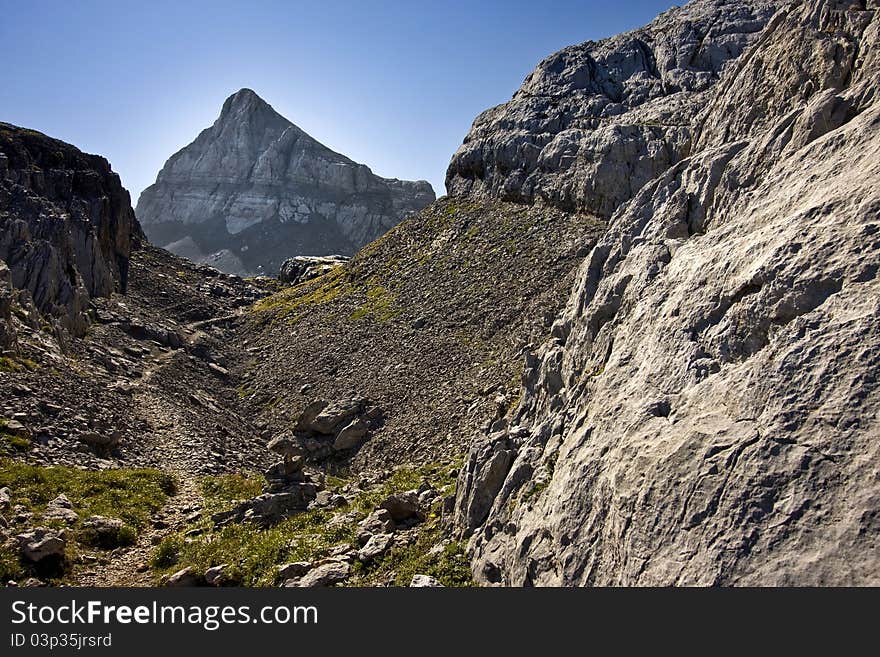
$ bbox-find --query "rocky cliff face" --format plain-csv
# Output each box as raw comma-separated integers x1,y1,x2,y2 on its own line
455,0,880,585
136,89,435,276
446,0,778,216
0,123,140,338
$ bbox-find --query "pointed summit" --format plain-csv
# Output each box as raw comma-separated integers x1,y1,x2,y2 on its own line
217,88,286,126
221,88,270,113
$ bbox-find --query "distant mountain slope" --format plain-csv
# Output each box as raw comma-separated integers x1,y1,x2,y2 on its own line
136,89,434,275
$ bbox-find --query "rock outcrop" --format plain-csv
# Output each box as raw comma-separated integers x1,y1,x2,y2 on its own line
446,0,778,216
0,261,17,349
0,123,140,337
278,255,349,285
455,0,880,585
136,89,435,276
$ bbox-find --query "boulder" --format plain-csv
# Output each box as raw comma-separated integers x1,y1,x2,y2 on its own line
380,491,423,522
332,418,369,451
309,399,365,435
357,533,393,563
277,562,312,580
43,494,78,524
204,564,234,586
285,560,351,588
267,434,305,461
278,256,350,285
78,431,122,449
78,515,133,548
16,527,66,562
294,400,329,432
356,508,395,543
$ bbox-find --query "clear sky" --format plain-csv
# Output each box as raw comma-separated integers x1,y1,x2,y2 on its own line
0,0,675,202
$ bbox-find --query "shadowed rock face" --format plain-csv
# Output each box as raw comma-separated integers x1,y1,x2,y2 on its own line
455,0,880,585
0,123,140,337
446,0,779,216
136,89,435,276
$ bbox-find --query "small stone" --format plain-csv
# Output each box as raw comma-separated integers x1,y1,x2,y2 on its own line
208,363,229,377
410,574,444,587
0,487,12,510
164,566,202,587
3,420,30,437
277,562,312,579
205,564,232,586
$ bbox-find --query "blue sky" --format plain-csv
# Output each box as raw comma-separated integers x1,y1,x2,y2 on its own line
0,0,675,201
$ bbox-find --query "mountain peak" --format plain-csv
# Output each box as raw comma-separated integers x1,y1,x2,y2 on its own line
219,88,279,121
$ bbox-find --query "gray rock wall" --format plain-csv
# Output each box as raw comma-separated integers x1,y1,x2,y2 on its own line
455,0,880,586
446,0,779,216
0,123,140,337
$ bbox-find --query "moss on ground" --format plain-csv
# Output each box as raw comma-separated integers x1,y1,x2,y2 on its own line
348,284,399,322
251,266,353,319
0,355,39,373
0,419,31,455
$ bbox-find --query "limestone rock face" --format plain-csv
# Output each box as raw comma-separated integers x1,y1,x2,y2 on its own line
455,0,880,585
0,123,140,337
0,261,16,349
137,89,435,275
446,0,779,216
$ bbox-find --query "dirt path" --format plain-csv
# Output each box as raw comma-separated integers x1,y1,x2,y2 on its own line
76,476,202,586
76,329,236,586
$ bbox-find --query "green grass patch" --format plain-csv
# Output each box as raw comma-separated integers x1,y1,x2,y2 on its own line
348,462,457,514
200,473,263,512
151,460,464,587
151,508,357,586
0,431,30,454
348,284,399,322
0,418,30,454
0,459,175,530
0,544,25,582
350,526,473,587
